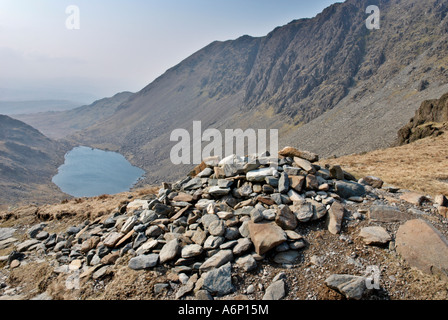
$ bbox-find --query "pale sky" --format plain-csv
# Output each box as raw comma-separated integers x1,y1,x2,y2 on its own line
0,0,338,103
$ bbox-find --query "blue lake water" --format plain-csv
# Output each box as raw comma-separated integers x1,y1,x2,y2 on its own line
52,146,145,198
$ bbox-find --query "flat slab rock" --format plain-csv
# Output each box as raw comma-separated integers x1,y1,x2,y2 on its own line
368,205,409,222
325,274,367,300
396,219,448,278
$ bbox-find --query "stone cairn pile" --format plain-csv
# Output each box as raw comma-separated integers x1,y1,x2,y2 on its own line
5,147,447,300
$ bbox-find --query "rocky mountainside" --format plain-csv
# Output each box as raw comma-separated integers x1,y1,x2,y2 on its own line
396,92,448,145
0,115,71,208
70,0,448,186
1,148,447,301
14,92,133,140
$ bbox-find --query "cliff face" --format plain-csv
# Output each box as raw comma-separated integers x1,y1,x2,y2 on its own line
71,0,448,185
397,92,448,145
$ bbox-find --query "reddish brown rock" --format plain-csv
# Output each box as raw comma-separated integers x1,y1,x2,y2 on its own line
290,176,305,193
400,192,426,206
396,219,448,278
81,236,101,253
278,147,319,162
248,222,287,255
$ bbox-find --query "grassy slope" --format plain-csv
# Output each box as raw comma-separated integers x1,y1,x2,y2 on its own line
319,131,448,197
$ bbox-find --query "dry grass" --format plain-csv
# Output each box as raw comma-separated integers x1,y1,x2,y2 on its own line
319,131,448,197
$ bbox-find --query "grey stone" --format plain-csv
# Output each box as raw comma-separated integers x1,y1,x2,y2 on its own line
273,250,300,264
202,262,235,296
236,254,257,271
335,181,366,199
133,233,147,249
359,226,391,245
66,226,81,235
232,238,253,255
278,172,290,194
159,239,181,264
203,236,225,250
200,250,234,272
325,274,367,300
327,201,345,235
208,220,226,236
129,254,159,270
16,239,40,252
262,280,286,300
368,205,409,222
209,186,231,197
275,205,298,230
181,244,203,258
292,202,314,223
26,224,45,239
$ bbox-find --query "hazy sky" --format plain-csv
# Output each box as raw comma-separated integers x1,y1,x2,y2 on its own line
0,0,338,103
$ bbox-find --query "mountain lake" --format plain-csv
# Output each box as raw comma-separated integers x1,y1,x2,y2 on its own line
52,146,145,198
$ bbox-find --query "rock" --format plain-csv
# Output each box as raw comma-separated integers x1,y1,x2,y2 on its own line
327,202,345,235
101,252,120,265
203,236,225,250
81,236,100,253
278,147,319,162
438,206,448,219
181,244,203,258
16,239,40,252
103,232,124,248
262,279,286,300
275,205,298,230
35,231,49,241
173,193,194,202
199,250,233,272
291,202,314,223
176,274,198,299
289,176,305,193
235,254,257,271
202,262,235,296
359,226,391,245
159,239,181,264
201,214,220,230
140,210,157,224
67,226,81,236
195,290,213,300
434,195,448,207
129,254,159,270
287,189,305,202
209,186,231,197
208,220,226,236
325,274,367,300
335,181,366,199
27,224,46,239
246,167,275,182
358,176,384,188
127,200,149,212
183,177,203,190
328,165,344,180
293,157,314,172
368,205,408,222
238,221,250,238
135,239,159,255
400,192,426,206
396,219,448,277
0,238,18,250
248,222,287,255
232,238,253,255
278,172,290,194
154,203,174,216
261,209,276,221
10,259,20,269
273,250,300,264
192,228,207,246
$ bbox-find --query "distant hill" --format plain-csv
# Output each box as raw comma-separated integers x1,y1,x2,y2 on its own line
0,115,71,208
0,100,81,115
69,0,448,186
14,92,133,139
